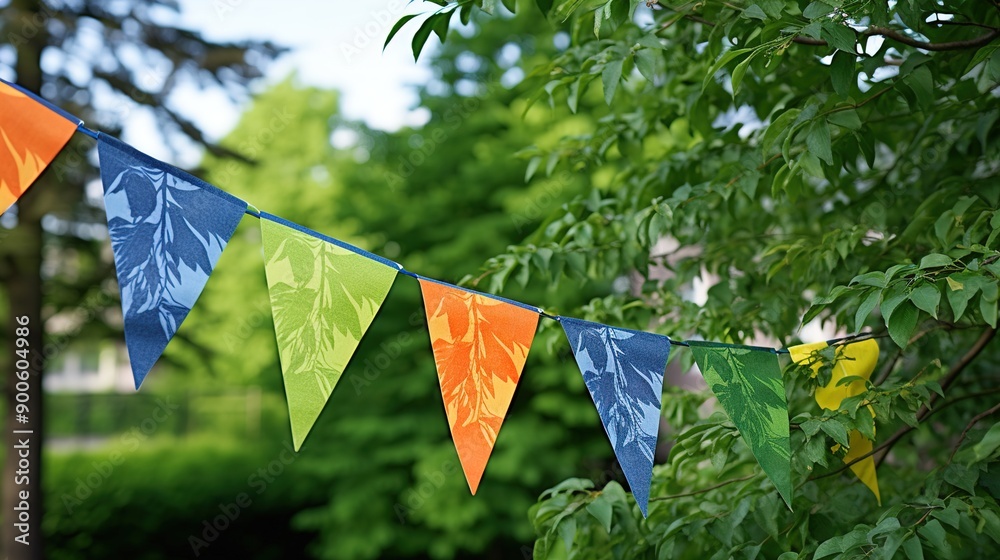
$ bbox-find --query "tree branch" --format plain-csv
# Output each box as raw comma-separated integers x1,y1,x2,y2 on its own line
874,327,996,467
657,8,1000,52
947,402,1000,464
649,473,756,502
797,26,1000,52
807,328,997,482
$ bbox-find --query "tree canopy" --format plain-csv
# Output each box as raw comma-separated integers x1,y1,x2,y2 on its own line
384,0,1000,558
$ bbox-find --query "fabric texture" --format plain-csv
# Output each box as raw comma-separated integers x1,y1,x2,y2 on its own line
0,80,78,214
419,279,538,494
788,339,881,503
260,214,397,451
560,317,671,517
98,134,247,388
688,341,793,508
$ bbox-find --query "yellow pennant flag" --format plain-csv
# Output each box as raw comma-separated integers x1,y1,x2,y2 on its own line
788,339,880,503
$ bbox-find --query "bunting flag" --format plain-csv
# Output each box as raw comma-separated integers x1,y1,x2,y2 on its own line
419,280,538,494
260,214,398,450
98,134,247,388
688,341,793,508
560,318,671,517
788,339,881,503
0,80,79,215
6,81,904,509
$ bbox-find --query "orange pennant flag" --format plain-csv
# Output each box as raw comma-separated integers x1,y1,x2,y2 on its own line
0,80,78,215
419,279,539,494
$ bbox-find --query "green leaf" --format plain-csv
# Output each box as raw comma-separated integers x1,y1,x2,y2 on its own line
981,296,998,328
743,4,767,20
880,283,908,322
946,276,974,321
909,284,941,319
763,109,801,157
602,57,624,105
703,47,753,92
968,422,1000,463
917,520,953,558
830,51,855,97
411,15,438,61
855,289,880,332
431,11,452,43
501,0,517,13
803,1,834,19
635,49,658,82
731,52,756,95
905,66,934,111
902,536,924,560
821,22,857,53
851,271,886,288
383,14,418,51
855,406,876,441
887,301,919,349
807,120,833,165
814,535,843,558
526,156,542,182
919,253,952,269
586,494,613,532
820,419,850,448
828,109,861,130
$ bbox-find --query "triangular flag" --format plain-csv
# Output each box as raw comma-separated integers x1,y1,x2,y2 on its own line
98,134,246,388
419,280,538,494
0,80,79,214
560,317,671,517
789,339,881,503
260,214,397,451
688,341,793,508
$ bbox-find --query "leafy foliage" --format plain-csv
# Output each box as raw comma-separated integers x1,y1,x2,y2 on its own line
389,0,1000,557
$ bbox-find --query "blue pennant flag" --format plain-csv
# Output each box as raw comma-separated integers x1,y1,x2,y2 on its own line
98,134,247,388
560,317,671,517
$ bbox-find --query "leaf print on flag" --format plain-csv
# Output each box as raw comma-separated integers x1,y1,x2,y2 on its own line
98,135,246,388
789,339,881,503
560,317,671,517
419,280,539,494
688,341,793,508
261,216,397,451
0,80,78,214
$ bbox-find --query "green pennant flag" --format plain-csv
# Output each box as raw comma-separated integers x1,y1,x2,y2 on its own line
260,214,397,450
687,341,792,508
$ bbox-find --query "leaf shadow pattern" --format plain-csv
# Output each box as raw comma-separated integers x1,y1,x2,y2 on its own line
561,317,672,516
261,216,398,450
419,280,539,494
688,340,793,508
0,80,78,214
98,134,247,388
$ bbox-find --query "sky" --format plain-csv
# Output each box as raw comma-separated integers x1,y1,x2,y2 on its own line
175,0,432,133
115,0,437,164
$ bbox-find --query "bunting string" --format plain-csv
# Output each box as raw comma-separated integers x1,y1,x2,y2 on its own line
1,78,891,515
